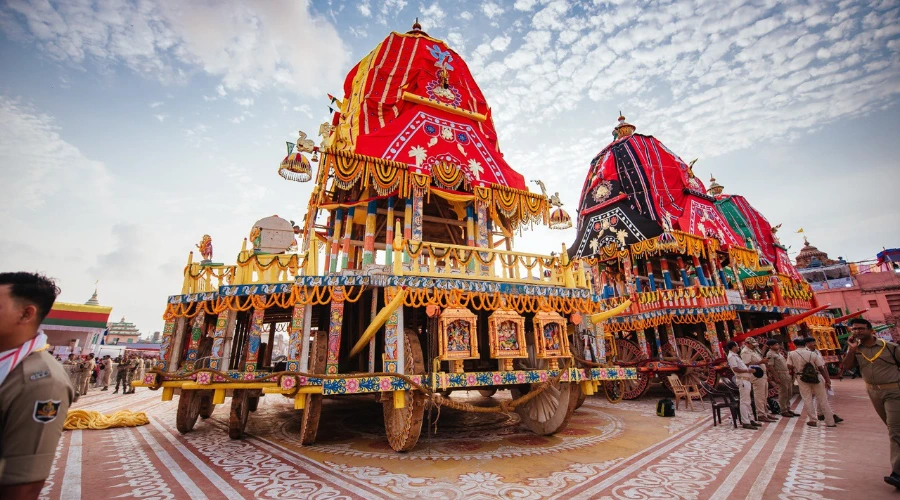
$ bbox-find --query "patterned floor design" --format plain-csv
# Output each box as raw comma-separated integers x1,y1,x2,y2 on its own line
40,378,894,499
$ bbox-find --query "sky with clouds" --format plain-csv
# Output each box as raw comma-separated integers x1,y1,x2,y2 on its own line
1,0,898,336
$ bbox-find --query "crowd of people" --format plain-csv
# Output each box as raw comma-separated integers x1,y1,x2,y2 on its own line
724,318,900,489
58,353,156,397
726,334,843,430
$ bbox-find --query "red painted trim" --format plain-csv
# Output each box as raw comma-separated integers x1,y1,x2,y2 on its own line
732,303,831,342
833,309,869,324
45,309,111,323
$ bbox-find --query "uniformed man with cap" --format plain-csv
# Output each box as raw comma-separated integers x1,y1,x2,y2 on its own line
788,337,835,428
78,353,95,396
843,317,900,489
0,272,74,499
741,337,778,421
765,339,798,417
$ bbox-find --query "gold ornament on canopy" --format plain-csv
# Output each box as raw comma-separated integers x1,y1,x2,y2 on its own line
278,131,316,182
532,179,572,230
278,152,312,182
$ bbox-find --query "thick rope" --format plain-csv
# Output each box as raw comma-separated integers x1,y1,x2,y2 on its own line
64,409,149,430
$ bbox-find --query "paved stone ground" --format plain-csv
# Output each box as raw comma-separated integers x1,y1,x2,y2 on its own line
40,378,894,499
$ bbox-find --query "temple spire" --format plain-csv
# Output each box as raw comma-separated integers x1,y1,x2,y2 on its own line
707,174,724,196
612,113,636,140
85,281,100,306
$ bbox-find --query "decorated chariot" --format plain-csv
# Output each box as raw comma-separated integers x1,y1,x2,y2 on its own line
136,23,636,451
568,115,840,399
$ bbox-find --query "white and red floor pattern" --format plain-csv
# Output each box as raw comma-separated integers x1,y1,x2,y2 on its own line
41,378,893,499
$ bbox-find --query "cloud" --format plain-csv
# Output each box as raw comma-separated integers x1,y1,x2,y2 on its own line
466,0,900,159
482,2,504,19
358,1,371,17
89,224,143,277
234,97,254,107
183,123,212,147
154,114,168,122
293,104,313,118
0,95,110,216
149,101,164,108
0,0,349,97
420,3,445,30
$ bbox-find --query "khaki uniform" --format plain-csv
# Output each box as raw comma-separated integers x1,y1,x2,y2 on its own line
100,358,112,388
741,346,770,418
767,350,793,414
0,350,75,485
78,358,95,395
787,348,834,425
854,339,900,475
134,358,145,388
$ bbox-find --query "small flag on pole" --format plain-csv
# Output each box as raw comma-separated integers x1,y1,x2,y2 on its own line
795,228,804,233
286,142,295,155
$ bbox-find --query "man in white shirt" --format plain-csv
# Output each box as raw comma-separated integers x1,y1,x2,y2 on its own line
727,341,760,430
787,337,835,427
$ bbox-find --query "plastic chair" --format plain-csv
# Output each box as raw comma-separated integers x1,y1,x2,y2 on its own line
700,381,739,428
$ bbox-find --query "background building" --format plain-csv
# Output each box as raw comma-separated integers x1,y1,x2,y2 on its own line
799,239,900,340
41,289,113,356
106,316,142,345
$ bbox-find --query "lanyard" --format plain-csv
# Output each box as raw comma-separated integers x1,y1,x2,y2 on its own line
860,339,888,364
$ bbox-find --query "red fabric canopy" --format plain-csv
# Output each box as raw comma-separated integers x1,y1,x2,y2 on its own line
720,194,802,279
337,31,525,190
575,134,743,247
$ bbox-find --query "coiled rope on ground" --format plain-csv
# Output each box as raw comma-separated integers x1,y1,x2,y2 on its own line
64,409,150,430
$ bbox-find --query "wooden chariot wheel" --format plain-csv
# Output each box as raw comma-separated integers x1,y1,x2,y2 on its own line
510,334,580,436
661,337,718,395
574,386,587,410
228,389,253,439
299,330,328,445
478,388,498,398
614,339,651,400
198,391,215,419
382,328,426,452
603,379,625,403
176,389,202,434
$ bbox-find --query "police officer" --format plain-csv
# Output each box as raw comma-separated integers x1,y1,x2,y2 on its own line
78,353,95,396
99,355,112,391
843,318,900,488
765,339,798,417
741,337,778,422
0,272,74,499
113,355,128,394
124,354,138,394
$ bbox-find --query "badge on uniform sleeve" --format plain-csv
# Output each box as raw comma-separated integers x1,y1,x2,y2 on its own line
33,400,61,423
